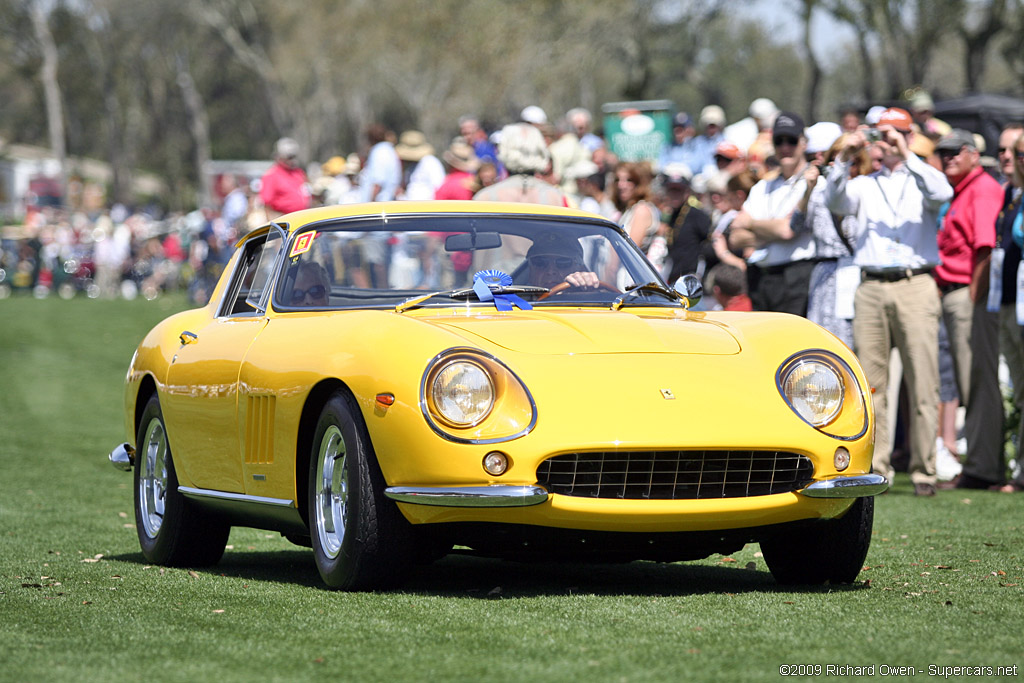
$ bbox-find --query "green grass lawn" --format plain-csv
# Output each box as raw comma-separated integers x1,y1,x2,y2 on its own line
1,294,1021,682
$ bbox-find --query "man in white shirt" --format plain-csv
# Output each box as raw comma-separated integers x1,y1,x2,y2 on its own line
728,111,816,315
825,107,954,496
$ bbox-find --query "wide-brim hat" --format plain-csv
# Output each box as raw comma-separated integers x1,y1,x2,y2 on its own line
395,131,435,162
442,140,480,172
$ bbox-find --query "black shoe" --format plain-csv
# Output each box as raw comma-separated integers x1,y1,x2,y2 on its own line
954,473,997,490
914,483,936,497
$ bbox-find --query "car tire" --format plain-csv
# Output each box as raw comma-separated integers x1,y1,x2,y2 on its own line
308,390,415,590
761,496,874,585
134,394,230,566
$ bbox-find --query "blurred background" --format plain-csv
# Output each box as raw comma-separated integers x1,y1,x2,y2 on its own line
2,0,1024,303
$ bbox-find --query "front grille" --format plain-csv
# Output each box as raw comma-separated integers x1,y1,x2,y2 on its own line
536,450,814,500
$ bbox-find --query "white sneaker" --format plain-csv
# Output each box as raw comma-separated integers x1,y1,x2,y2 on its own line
936,438,962,481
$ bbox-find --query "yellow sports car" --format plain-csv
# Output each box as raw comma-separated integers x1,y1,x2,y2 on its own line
108,201,885,590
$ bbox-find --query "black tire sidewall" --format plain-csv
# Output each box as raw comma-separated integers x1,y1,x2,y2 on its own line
308,392,375,588
133,395,187,563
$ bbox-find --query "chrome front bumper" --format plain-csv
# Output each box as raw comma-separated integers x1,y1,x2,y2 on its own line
384,485,549,507
386,474,888,508
108,443,135,472
798,474,889,498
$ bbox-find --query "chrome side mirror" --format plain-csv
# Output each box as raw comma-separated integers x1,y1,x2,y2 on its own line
673,274,703,308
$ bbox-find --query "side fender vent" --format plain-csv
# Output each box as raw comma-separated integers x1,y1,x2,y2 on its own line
245,394,276,464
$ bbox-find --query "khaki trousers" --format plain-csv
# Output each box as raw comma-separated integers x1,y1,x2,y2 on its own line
853,274,940,485
940,285,973,405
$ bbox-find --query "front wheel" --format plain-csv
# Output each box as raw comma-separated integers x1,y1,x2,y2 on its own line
761,496,874,585
308,391,416,590
133,394,229,566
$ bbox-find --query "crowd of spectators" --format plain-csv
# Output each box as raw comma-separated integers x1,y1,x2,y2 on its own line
4,94,1024,496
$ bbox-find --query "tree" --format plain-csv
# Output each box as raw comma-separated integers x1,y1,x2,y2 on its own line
30,0,66,191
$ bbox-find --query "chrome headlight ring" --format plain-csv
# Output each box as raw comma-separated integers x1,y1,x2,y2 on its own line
776,349,869,440
420,348,537,444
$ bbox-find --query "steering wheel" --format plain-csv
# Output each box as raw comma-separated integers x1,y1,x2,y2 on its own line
537,280,620,301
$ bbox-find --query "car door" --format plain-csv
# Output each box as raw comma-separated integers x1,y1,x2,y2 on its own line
161,228,284,493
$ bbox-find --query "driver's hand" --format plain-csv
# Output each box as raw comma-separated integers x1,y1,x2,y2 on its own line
565,271,599,288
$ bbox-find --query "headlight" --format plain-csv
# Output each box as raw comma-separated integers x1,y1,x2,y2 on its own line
780,359,843,426
421,348,537,444
777,350,869,439
430,360,494,427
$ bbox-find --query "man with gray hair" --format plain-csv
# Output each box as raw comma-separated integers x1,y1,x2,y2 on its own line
933,129,1005,489
567,107,604,154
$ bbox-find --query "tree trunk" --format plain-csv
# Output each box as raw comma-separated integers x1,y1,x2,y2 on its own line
801,0,823,122
176,54,212,208
961,0,1007,91
30,3,66,198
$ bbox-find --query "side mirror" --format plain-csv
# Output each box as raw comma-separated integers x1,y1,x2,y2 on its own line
673,274,703,308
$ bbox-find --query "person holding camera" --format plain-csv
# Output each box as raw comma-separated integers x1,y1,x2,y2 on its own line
824,107,953,496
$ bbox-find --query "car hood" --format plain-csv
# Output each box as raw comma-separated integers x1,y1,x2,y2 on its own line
421,309,741,355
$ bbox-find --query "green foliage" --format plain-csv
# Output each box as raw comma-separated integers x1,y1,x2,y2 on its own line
3,0,1023,208
1,295,1023,680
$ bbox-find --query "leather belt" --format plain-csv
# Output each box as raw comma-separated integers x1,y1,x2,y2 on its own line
860,267,932,282
937,281,968,294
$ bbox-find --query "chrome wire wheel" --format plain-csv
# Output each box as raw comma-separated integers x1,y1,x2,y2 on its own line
138,416,168,539
315,425,348,560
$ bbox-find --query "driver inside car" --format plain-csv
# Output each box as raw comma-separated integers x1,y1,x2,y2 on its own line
290,261,332,307
526,232,600,290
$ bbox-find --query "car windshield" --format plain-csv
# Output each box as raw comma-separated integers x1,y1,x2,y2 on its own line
273,213,674,310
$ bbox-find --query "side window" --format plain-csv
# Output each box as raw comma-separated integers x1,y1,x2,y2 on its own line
220,232,283,316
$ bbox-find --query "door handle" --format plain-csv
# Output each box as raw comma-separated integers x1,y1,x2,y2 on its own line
179,330,198,345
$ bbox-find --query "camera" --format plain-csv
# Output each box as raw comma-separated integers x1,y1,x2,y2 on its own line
865,128,883,142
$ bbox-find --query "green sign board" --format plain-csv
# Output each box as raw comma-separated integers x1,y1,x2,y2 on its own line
601,100,674,164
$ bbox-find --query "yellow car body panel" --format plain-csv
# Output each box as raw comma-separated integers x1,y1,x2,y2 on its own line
117,202,878,549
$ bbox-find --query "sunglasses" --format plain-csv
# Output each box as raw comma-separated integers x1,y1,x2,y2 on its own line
938,147,965,160
290,284,327,303
529,256,574,269
773,136,799,147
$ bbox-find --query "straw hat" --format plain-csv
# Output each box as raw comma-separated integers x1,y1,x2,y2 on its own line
395,131,435,162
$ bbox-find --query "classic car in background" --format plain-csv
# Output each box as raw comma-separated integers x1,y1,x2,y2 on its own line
108,201,885,590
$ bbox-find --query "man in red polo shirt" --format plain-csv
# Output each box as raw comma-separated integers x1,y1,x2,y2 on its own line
934,129,1004,489
260,137,311,220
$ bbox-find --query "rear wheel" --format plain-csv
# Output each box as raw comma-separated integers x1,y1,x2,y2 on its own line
761,496,874,585
134,394,230,566
308,391,415,590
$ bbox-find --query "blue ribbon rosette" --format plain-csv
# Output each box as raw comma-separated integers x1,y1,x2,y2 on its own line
472,270,532,311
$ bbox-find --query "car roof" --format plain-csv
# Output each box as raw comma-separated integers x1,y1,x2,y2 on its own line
269,201,605,235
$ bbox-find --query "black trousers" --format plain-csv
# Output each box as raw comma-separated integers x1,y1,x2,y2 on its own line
747,259,815,317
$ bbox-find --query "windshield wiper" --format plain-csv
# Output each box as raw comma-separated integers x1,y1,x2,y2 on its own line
610,282,680,310
395,285,549,313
